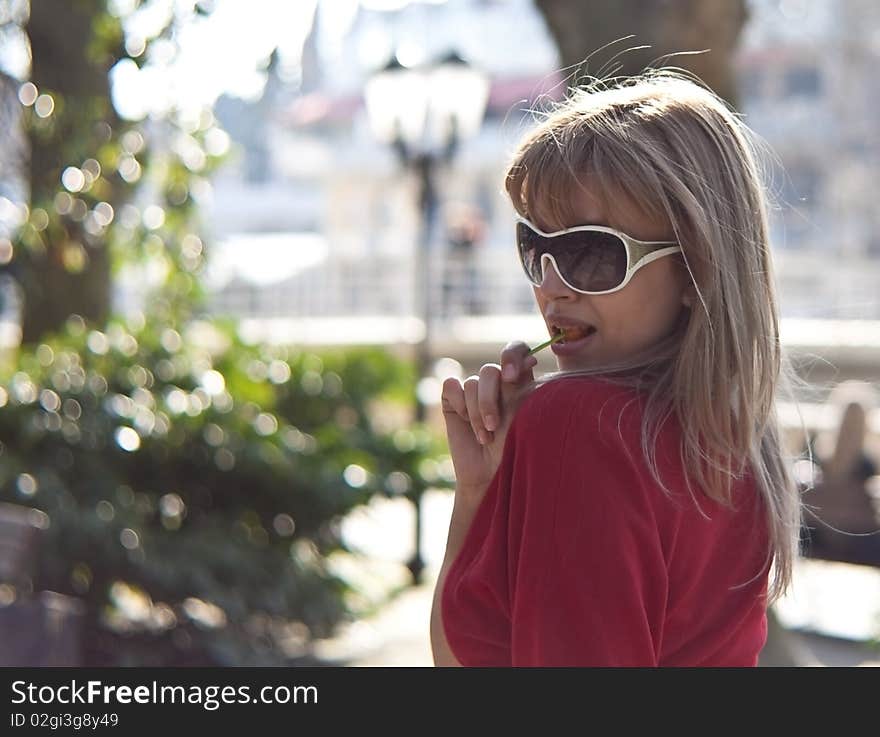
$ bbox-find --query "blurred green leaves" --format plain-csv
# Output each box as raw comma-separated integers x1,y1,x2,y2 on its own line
1,1,454,665
0,316,452,665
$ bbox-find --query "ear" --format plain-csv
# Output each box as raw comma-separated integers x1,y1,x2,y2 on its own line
674,256,695,309
681,284,696,309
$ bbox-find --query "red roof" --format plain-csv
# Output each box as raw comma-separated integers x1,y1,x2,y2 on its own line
280,71,567,128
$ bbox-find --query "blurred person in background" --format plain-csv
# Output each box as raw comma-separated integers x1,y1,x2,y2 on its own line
801,381,880,565
442,202,487,317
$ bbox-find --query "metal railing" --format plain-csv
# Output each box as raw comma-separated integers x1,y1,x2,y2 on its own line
208,246,534,323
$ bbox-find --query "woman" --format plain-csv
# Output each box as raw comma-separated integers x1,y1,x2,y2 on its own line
431,69,803,667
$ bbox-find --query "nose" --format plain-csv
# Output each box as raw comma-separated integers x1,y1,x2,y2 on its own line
538,253,576,296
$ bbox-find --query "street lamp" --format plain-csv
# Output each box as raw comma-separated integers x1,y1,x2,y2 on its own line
365,51,489,584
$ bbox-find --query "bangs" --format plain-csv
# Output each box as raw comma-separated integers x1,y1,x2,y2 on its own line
505,120,673,233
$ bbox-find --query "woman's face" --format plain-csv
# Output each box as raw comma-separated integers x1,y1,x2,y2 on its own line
532,182,694,371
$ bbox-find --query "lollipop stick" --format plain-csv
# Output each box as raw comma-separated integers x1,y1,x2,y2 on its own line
527,332,565,356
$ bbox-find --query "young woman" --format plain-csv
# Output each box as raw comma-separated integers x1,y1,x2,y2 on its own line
431,69,803,667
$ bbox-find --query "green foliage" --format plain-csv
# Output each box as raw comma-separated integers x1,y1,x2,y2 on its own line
3,0,455,666
15,0,229,340
0,316,451,665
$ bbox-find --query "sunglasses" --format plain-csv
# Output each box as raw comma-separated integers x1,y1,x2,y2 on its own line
516,216,682,295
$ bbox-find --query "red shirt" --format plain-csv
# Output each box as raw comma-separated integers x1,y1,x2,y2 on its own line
441,376,771,667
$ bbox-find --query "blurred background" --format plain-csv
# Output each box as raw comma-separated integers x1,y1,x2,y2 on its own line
0,0,878,666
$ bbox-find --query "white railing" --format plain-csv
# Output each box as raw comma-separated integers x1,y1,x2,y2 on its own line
208,244,880,324
208,245,535,322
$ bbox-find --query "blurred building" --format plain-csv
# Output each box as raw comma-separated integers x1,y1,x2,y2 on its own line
205,0,880,331
736,0,880,319
205,0,561,333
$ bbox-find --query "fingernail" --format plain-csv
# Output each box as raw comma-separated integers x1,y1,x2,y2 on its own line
502,365,516,380
478,431,488,445
484,415,496,431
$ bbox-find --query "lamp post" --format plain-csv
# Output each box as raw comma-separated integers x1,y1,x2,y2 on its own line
365,51,489,584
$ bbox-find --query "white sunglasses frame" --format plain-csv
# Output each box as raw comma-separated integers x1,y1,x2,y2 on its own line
515,216,683,296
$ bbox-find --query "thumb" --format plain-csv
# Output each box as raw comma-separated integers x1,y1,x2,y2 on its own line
501,351,538,384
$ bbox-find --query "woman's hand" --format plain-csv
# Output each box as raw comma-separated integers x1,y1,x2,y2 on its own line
441,341,538,507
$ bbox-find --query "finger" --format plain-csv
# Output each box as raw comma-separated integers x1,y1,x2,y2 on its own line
462,375,491,445
500,341,538,382
440,377,468,422
477,363,502,433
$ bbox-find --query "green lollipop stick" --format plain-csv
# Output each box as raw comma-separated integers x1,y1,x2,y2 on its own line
527,332,565,356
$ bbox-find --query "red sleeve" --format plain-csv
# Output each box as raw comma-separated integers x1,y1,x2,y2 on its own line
442,378,675,667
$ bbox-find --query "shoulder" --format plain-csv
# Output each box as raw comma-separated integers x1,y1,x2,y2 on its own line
506,375,687,512
511,375,648,447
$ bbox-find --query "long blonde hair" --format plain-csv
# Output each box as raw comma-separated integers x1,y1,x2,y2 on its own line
504,68,803,603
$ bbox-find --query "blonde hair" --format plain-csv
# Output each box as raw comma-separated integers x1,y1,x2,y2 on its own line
504,68,803,603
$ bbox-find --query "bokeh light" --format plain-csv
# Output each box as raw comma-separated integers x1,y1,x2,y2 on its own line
183,598,226,629
164,389,187,415
433,356,463,380
115,426,141,452
61,167,86,193
119,528,140,550
267,360,291,384
120,130,145,155
39,389,61,412
17,473,38,497
96,501,115,522
273,514,296,537
36,344,54,367
300,370,323,395
214,448,235,470
86,331,110,355
125,34,147,58
69,200,88,221
62,398,82,420
34,93,55,117
384,470,412,496
18,82,38,106
200,424,222,447
343,464,368,488
254,412,278,436
199,369,225,395
94,202,114,226
118,156,142,183
31,209,50,231
160,493,186,519
204,128,231,156
416,376,442,406
142,205,166,230
54,192,73,215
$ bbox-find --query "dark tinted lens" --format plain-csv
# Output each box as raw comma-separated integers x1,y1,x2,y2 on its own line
516,222,628,292
516,222,546,284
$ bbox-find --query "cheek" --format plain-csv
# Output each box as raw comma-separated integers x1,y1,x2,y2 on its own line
604,276,684,342
635,262,686,312
639,293,687,344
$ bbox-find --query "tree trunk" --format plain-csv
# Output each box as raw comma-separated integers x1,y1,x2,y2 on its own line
534,0,748,106
21,0,115,343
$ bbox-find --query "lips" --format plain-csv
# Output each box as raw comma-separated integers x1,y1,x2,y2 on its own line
546,315,597,343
